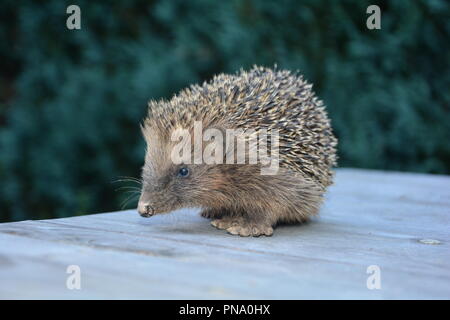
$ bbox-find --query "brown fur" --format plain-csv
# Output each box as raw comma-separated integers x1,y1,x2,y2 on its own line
138,66,337,237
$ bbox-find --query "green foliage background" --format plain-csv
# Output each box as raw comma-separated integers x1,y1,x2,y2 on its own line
0,0,449,222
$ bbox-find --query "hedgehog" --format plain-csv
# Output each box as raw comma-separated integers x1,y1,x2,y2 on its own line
138,66,337,237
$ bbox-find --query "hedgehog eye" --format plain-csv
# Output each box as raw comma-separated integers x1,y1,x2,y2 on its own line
177,167,189,177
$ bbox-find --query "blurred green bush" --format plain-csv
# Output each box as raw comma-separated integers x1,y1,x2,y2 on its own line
0,0,449,222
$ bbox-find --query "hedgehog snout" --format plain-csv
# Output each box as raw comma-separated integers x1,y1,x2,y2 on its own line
137,200,154,217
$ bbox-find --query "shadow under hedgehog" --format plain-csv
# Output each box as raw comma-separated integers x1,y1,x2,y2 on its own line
137,66,337,237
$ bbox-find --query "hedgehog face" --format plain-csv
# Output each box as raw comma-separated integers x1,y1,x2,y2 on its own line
138,162,229,217
138,162,203,216
137,125,229,217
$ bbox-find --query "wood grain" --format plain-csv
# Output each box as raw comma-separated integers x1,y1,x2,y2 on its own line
0,168,449,299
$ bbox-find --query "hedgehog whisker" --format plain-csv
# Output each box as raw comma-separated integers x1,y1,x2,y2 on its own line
112,176,142,185
117,176,142,183
120,192,140,210
114,186,141,192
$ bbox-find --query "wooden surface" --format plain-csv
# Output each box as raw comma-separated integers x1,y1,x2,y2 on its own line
0,168,449,299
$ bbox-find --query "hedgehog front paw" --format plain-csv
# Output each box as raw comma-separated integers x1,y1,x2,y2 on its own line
211,217,273,237
211,216,237,230
227,223,273,237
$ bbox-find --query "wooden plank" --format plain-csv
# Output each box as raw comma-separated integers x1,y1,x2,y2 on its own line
0,168,449,299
